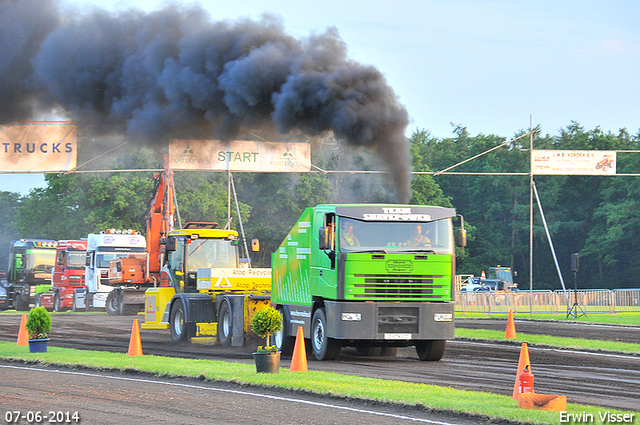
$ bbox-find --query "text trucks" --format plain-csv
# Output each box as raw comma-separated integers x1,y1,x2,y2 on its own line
271,204,464,361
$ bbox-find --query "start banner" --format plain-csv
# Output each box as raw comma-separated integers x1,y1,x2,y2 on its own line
531,150,617,175
168,139,311,172
0,124,77,172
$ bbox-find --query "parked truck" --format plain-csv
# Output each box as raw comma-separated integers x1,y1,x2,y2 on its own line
37,240,88,312
466,266,518,291
141,222,271,346
0,239,57,311
271,204,465,361
73,229,150,315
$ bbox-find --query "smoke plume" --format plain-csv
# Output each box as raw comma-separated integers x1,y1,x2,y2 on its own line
0,0,411,202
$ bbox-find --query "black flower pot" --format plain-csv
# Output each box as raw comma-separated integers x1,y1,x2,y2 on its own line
253,351,280,373
28,338,49,353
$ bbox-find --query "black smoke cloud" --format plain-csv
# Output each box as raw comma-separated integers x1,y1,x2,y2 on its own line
1,0,411,202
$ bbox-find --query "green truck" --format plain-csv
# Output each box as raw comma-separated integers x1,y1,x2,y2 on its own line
271,204,465,361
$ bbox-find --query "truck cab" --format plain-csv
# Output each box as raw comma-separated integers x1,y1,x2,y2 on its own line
76,230,147,311
143,223,271,346
37,240,88,311
486,266,518,291
271,204,464,361
4,239,57,311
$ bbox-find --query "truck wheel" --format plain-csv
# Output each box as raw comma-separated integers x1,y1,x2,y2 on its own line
105,291,119,316
217,299,232,346
274,307,294,356
170,300,188,343
311,308,341,360
380,347,398,357
15,294,28,311
54,294,62,312
415,339,446,361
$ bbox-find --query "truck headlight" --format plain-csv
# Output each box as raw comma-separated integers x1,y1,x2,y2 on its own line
341,312,362,321
434,313,453,322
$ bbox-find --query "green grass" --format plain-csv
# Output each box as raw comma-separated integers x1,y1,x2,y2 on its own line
455,328,640,354
456,311,640,326
0,342,637,424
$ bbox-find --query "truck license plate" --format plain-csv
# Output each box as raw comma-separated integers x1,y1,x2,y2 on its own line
384,333,412,340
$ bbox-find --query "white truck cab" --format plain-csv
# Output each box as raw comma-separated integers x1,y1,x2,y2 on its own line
75,230,147,310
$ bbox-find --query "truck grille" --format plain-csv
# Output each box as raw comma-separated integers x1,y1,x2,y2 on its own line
377,306,419,333
353,274,444,299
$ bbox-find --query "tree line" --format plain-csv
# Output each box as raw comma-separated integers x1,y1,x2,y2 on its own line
2,122,639,289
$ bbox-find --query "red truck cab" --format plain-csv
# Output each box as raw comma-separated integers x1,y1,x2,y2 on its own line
38,240,88,312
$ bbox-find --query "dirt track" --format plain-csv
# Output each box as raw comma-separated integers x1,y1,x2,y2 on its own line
1,313,639,411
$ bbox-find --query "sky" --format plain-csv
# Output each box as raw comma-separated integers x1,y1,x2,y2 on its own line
2,0,639,194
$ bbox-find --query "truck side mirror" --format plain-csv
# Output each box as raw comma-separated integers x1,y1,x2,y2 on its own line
455,229,467,247
251,239,260,252
165,236,176,252
319,227,329,250
85,253,91,267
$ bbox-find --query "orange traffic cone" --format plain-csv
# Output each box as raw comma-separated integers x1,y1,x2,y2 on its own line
505,310,517,339
481,270,486,279
513,343,531,400
127,319,143,356
17,313,28,346
290,326,308,372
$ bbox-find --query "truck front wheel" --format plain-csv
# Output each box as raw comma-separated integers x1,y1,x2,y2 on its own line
415,339,446,361
274,306,294,356
170,300,189,343
311,308,341,361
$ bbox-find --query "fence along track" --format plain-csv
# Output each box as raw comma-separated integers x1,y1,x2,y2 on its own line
455,288,640,314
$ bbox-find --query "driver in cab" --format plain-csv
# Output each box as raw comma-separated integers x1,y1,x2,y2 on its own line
407,224,431,247
340,220,360,247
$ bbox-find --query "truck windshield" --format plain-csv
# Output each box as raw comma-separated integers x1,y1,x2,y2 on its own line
25,250,55,272
95,250,146,268
338,217,454,254
489,268,513,283
187,238,238,271
66,252,87,269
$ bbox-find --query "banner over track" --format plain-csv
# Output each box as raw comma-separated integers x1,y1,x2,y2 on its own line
0,123,77,172
168,139,310,172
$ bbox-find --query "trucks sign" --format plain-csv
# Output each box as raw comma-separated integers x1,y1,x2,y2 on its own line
0,124,77,172
531,150,617,175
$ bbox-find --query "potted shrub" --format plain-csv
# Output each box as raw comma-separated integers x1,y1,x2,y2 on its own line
250,306,283,373
26,306,51,353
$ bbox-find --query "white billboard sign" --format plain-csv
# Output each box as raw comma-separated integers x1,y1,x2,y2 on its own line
531,150,616,175
168,139,310,172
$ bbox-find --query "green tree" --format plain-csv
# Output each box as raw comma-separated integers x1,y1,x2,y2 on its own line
0,191,20,269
